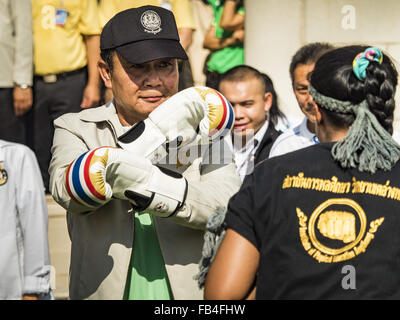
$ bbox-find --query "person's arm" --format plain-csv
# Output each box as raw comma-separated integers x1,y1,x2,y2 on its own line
178,27,194,51
16,146,51,298
51,88,241,223
50,129,241,226
219,0,245,32
12,0,33,116
203,169,260,299
49,114,99,214
203,25,243,51
81,34,101,109
172,0,195,51
118,88,241,229
204,228,259,299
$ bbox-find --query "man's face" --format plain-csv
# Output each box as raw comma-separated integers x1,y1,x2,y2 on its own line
102,52,179,126
293,63,316,118
219,77,271,142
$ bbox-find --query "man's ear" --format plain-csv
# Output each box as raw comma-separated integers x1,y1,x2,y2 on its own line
98,59,112,89
264,92,273,113
315,104,323,124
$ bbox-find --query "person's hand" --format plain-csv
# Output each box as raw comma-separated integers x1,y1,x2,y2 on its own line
13,86,33,116
232,29,245,44
80,83,101,109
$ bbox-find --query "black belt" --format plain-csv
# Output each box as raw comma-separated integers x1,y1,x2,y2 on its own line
35,67,87,83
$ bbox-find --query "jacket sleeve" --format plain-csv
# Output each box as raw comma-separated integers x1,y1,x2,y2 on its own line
15,146,51,295
11,0,33,86
49,115,95,214
170,137,241,230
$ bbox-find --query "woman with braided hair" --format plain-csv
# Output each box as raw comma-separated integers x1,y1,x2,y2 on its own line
204,45,400,299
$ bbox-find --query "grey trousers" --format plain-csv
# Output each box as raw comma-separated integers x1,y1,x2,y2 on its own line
0,88,28,145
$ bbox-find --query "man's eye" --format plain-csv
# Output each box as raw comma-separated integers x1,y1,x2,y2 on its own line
296,88,308,94
159,62,172,68
241,101,254,107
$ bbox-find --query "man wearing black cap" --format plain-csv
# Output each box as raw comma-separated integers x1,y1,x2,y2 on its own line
49,6,240,300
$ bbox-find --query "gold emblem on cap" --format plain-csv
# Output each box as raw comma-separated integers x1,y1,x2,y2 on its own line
141,10,162,34
296,198,384,263
0,163,8,186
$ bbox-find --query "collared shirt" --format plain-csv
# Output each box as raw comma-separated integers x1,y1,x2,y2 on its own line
0,140,50,299
232,120,269,181
268,117,318,158
32,0,101,75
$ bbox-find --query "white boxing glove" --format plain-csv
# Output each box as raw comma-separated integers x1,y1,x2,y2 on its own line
117,86,234,161
65,147,187,217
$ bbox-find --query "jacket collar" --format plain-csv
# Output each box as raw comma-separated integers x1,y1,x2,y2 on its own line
254,119,281,162
78,100,127,138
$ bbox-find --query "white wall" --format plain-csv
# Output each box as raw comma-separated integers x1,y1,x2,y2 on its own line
245,0,400,133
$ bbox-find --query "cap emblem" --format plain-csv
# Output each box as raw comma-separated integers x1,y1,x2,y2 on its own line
141,10,162,34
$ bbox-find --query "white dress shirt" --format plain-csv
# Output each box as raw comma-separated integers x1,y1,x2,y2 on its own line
268,117,318,158
231,120,270,181
0,140,50,299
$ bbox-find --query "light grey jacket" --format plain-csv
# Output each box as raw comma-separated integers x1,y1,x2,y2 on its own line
0,0,33,87
49,101,241,300
0,140,51,299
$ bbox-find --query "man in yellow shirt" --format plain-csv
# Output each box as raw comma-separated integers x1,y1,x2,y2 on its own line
30,0,102,192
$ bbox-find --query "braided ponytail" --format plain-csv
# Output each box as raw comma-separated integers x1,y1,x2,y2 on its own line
364,61,397,134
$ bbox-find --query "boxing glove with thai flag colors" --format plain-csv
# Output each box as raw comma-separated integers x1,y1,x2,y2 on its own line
65,146,187,217
117,86,234,160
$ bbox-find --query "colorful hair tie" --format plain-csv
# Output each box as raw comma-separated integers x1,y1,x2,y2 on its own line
352,47,383,81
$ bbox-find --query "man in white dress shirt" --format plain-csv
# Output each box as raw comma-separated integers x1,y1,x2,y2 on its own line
269,43,333,158
219,65,282,180
0,139,51,300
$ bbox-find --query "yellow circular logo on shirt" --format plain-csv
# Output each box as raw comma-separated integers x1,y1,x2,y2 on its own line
296,198,384,263
0,163,8,186
308,198,367,256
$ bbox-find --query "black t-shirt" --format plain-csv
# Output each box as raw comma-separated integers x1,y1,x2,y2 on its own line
225,142,400,299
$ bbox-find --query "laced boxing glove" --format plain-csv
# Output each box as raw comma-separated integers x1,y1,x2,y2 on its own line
65,147,187,217
117,86,234,161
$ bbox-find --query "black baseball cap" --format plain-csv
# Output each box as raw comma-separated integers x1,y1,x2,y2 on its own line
100,5,188,64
